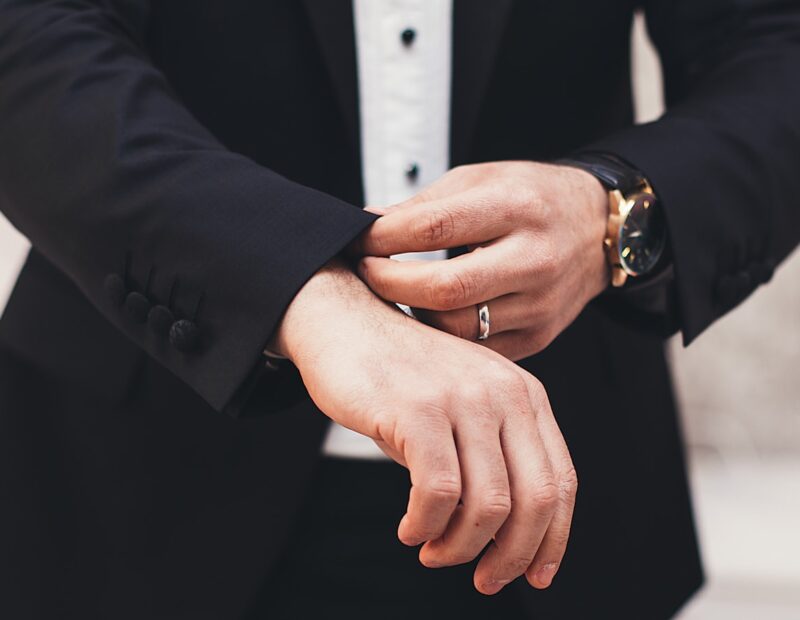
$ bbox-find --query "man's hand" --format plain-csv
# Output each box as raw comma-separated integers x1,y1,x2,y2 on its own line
271,261,577,594
352,162,609,360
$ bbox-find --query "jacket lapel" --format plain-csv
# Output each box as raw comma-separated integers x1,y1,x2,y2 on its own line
301,0,513,169
450,0,513,166
300,0,361,158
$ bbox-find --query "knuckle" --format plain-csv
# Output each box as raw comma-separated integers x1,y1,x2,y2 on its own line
364,227,389,256
530,480,560,514
517,181,544,213
503,554,537,576
525,375,550,410
422,472,463,503
548,527,572,553
534,239,559,277
429,270,472,310
559,467,579,501
455,381,494,412
476,493,512,521
501,372,530,401
415,209,456,246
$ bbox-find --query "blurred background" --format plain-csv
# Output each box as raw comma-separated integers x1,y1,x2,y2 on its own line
0,12,798,619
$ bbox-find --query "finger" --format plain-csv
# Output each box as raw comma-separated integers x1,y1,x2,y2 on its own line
398,420,462,546
413,292,533,341
524,382,577,589
359,243,523,311
363,187,436,215
473,403,559,595
478,327,558,362
373,439,406,466
367,170,464,215
419,419,511,568
358,191,515,256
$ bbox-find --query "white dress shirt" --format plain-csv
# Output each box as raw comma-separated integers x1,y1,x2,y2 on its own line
321,0,453,459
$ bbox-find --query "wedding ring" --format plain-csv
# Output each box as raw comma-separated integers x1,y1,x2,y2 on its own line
477,303,491,340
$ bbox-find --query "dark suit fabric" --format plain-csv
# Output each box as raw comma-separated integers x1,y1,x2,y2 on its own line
0,0,798,618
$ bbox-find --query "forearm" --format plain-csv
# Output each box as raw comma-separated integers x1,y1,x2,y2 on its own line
0,0,376,414
587,0,800,343
270,259,404,365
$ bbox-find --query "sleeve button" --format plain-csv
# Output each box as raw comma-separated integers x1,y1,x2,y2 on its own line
104,274,127,306
124,291,150,323
147,305,174,337
169,319,200,353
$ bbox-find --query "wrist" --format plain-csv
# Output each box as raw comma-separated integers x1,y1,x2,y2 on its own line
558,164,611,298
270,258,403,365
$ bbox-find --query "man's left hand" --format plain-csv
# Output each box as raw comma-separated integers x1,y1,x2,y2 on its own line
353,161,611,360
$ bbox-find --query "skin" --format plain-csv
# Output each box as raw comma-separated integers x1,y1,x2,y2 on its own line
352,161,610,361
270,261,578,595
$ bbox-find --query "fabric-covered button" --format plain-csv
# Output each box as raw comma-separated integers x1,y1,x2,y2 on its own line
148,305,174,337
125,291,150,323
169,319,200,353
104,274,126,306
715,274,738,307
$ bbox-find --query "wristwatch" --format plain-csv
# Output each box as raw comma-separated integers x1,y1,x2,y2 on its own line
558,152,667,287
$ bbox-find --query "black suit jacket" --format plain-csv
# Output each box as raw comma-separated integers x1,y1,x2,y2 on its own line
0,1,797,618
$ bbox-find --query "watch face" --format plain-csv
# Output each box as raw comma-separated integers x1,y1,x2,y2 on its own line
618,192,666,276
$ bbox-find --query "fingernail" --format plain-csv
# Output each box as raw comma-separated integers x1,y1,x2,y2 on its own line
533,563,558,588
482,579,511,595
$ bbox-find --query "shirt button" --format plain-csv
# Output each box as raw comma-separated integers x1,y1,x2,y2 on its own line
405,162,420,182
401,28,416,47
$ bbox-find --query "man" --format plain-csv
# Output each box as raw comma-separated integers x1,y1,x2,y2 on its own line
0,0,797,618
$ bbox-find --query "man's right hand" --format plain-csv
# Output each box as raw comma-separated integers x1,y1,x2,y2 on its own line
270,260,578,595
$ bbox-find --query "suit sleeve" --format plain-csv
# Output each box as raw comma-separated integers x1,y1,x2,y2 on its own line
0,0,377,415
588,0,800,344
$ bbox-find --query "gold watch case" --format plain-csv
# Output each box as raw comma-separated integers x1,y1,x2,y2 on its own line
603,182,662,287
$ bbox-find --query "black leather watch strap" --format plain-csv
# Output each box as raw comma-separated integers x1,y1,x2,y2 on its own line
556,151,646,194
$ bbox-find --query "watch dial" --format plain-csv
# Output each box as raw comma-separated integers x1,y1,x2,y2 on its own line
618,193,666,276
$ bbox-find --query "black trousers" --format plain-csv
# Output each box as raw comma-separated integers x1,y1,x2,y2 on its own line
0,342,701,619
248,457,529,619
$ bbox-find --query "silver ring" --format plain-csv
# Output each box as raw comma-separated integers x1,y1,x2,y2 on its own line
477,303,491,340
